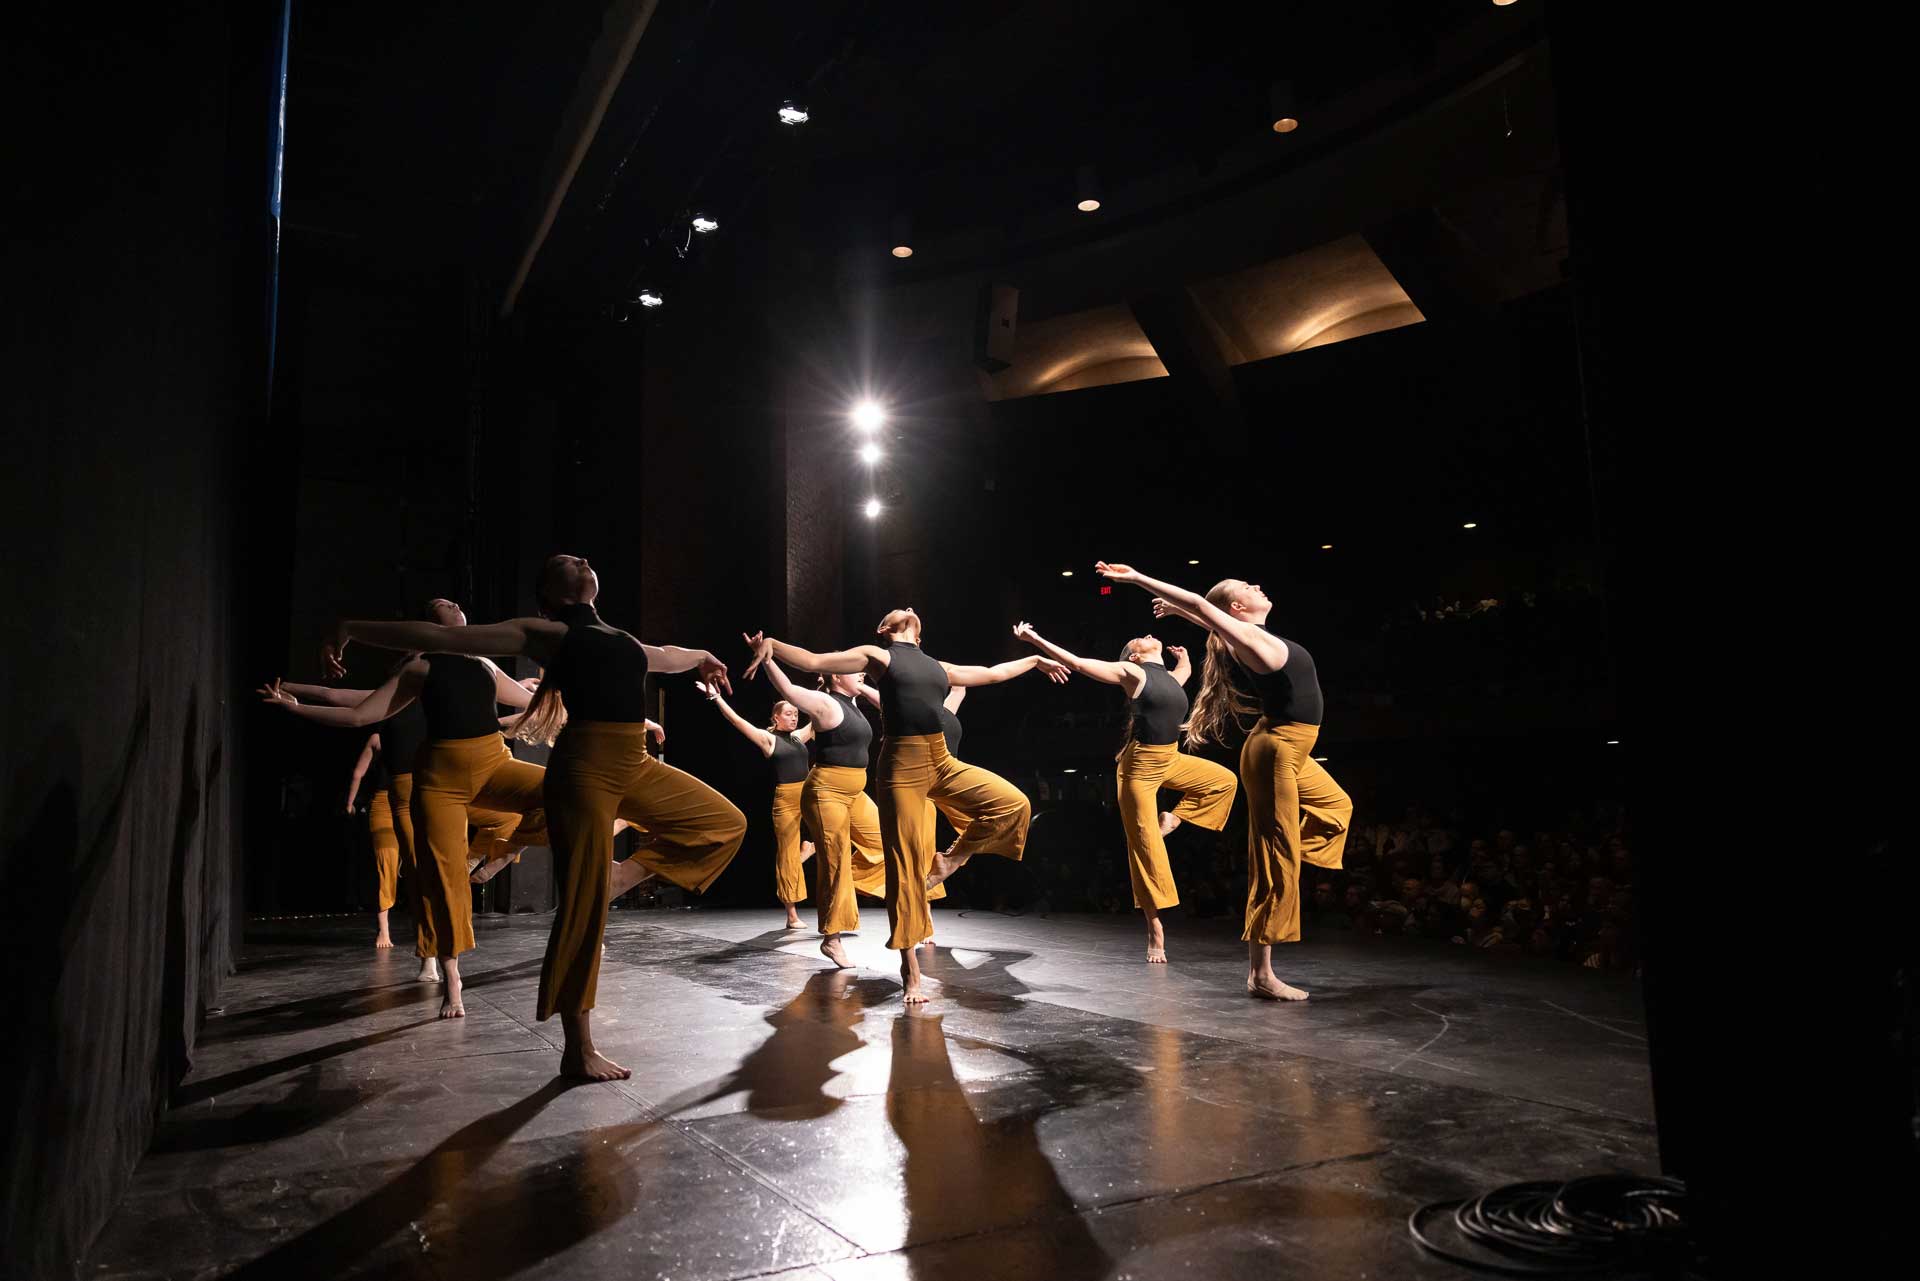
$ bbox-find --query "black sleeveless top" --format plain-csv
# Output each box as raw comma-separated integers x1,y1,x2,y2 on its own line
813,691,873,768
419,655,501,740
1128,661,1188,745
769,733,810,784
1240,635,1324,726
937,705,963,757
381,700,428,774
365,744,392,793
549,603,650,723
878,641,948,737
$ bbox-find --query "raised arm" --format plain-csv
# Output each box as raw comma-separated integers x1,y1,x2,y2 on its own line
1094,562,1289,673
758,658,843,728
695,681,776,757
264,663,427,728
1011,622,1143,692
281,681,376,707
345,733,380,812
743,631,888,679
324,617,561,676
1167,644,1193,686
942,653,1071,688
943,685,967,714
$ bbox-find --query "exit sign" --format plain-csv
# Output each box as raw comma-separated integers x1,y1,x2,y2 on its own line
1099,586,1112,596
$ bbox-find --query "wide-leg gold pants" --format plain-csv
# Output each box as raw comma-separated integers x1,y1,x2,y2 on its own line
771,780,810,904
877,733,1029,950
387,773,422,949
410,734,549,959
1240,719,1352,945
1116,740,1238,910
368,789,400,911
537,721,747,1020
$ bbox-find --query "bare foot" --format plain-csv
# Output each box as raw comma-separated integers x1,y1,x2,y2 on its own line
440,961,465,1019
416,957,442,983
1159,810,1182,837
1248,974,1309,1001
470,853,514,884
783,903,804,929
1145,916,1167,963
821,935,854,969
926,850,972,891
375,910,393,949
609,857,655,898
900,955,934,1005
559,1012,632,1081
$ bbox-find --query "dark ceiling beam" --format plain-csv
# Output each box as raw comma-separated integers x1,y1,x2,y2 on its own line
499,0,663,318
1363,206,1508,322
1126,288,1247,455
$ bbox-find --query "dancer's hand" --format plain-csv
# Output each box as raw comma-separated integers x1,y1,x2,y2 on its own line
741,631,774,679
1012,621,1039,646
518,676,542,694
1094,561,1138,583
1035,657,1071,684
800,839,816,860
697,652,733,695
1166,644,1188,665
345,793,356,815
257,679,296,709
320,621,351,677
1151,597,1178,619
694,680,720,702
645,719,666,745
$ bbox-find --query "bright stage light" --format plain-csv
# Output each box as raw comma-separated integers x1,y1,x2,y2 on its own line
637,289,664,308
778,102,809,126
858,443,882,465
863,497,882,519
691,215,718,233
1462,521,1478,529
1320,544,1333,550
1060,570,1073,577
1186,559,1200,565
891,244,914,258
1076,198,1101,212
851,400,887,433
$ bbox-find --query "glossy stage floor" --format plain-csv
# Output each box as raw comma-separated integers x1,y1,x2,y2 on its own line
85,908,1657,1280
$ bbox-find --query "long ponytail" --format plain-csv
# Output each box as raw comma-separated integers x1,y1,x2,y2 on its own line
509,671,567,746
1181,579,1260,748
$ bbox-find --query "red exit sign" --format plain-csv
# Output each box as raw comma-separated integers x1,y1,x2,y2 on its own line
1099,586,1112,596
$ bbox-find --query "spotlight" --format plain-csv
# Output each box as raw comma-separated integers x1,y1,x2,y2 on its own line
1062,768,1078,774
636,289,664,308
1462,521,1478,529
863,497,882,519
1269,81,1300,133
1187,559,1200,565
891,244,914,258
858,442,882,465
1075,164,1100,213
691,214,718,234
1320,543,1333,550
1607,739,1620,745
890,212,913,259
850,400,887,434
777,101,809,126
1060,570,1074,577
1493,0,1519,6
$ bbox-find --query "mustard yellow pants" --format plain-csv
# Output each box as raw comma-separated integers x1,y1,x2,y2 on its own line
537,721,747,1020
877,733,1028,950
1116,740,1238,910
410,734,549,959
368,789,400,911
1241,719,1352,945
387,773,421,947
772,780,810,904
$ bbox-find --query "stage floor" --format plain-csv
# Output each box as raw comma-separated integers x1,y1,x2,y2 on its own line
85,907,1657,1280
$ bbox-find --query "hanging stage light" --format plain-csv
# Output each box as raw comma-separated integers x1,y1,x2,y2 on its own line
1269,80,1300,133
777,101,809,125
636,289,664,308
691,214,718,233
1075,164,1101,212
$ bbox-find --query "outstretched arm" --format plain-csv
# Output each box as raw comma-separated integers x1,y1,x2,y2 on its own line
744,631,888,679
695,681,776,757
942,654,1072,688
758,658,844,728
345,733,380,812
1167,644,1193,686
281,681,376,707
644,644,732,694
1094,562,1289,673
1010,622,1142,691
324,617,561,676
264,664,426,728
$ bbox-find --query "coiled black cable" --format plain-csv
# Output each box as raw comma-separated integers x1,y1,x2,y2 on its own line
1408,1174,1691,1275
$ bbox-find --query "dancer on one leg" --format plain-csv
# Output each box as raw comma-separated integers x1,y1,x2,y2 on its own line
323,555,746,1080
695,678,816,929
1097,564,1351,1000
743,612,1066,1004
1012,621,1236,962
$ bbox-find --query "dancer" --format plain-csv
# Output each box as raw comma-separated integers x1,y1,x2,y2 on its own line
265,599,545,1019
1095,563,1351,1000
743,612,1067,1004
344,730,398,948
695,679,817,929
322,554,746,1080
1012,621,1237,962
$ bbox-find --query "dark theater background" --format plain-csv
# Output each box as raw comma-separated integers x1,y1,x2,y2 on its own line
2,3,1904,1279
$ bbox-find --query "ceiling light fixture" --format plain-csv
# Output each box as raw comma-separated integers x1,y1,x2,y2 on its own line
636,289,663,308
691,214,718,233
1075,164,1101,213
777,101,809,126
1269,81,1300,133
863,497,882,519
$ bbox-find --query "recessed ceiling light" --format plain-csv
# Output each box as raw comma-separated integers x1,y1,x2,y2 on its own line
691,215,718,233
891,244,913,258
777,102,809,126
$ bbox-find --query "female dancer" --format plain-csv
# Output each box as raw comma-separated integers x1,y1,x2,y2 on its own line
696,680,817,929
1011,621,1237,962
344,730,398,948
265,599,545,1017
744,612,1066,1003
323,555,746,1080
1095,563,1351,1000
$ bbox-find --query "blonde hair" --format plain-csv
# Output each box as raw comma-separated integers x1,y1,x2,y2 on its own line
508,671,567,747
767,700,797,731
1182,580,1260,747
